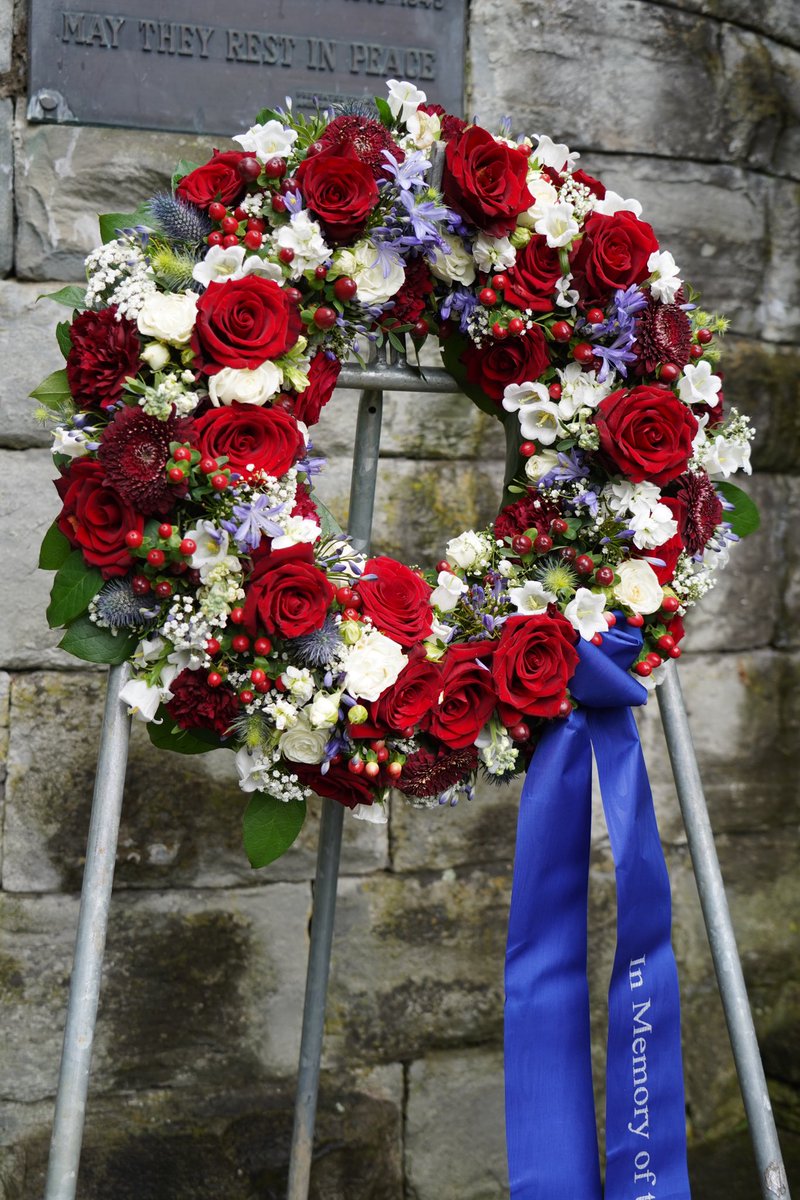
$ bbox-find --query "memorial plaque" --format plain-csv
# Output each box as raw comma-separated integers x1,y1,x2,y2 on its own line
27,0,466,135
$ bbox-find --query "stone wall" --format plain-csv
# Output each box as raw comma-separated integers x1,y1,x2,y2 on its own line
1,1,799,1196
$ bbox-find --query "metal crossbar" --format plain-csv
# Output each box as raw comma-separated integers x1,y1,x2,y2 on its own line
42,355,790,1199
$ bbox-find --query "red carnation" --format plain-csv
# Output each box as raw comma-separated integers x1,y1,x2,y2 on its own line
503,235,563,312
166,668,240,737
383,257,434,327
570,211,659,306
443,126,532,237
357,557,433,648
66,306,142,410
243,543,334,638
192,276,302,374
55,457,143,578
98,405,195,515
427,641,497,750
176,150,250,210
494,490,564,541
462,326,550,405
294,151,379,244
293,351,341,427
394,743,479,799
317,114,404,180
492,612,579,718
594,385,698,487
291,481,320,526
194,403,305,482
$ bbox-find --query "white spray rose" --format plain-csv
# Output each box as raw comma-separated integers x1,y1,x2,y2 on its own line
306,690,342,730
279,713,329,765
614,560,663,614
333,239,405,306
137,291,197,345
524,448,562,483
429,233,476,286
141,342,171,371
344,630,407,702
446,530,491,571
208,361,283,407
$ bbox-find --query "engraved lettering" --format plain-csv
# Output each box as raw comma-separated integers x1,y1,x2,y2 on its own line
196,26,214,58
106,16,125,48
84,14,108,47
307,37,336,71
178,24,195,56
61,11,85,45
226,28,245,61
419,49,436,80
139,18,156,51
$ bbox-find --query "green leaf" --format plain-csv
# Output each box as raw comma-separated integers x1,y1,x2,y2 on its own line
387,330,407,354
243,791,306,869
30,368,72,411
39,284,87,309
46,551,103,628
38,522,72,570
439,333,499,419
171,158,201,191
374,96,393,127
716,481,761,538
55,320,73,358
98,204,153,244
148,709,222,755
58,614,137,664
311,494,344,538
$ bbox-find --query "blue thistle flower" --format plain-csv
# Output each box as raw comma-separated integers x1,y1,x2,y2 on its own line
288,616,342,668
94,578,157,629
147,193,212,244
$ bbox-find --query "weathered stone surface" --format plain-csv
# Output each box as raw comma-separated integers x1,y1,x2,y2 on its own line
779,478,800,649
0,885,308,1104
14,114,212,279
470,1,800,179
2,671,387,893
0,99,11,277
722,338,800,473
669,0,800,53
391,776,519,876
405,1049,507,1200
0,280,64,447
0,0,12,75
324,867,509,1067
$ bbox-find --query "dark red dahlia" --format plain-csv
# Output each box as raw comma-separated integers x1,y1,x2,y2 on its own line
494,490,563,541
418,103,467,142
634,299,692,375
673,471,724,556
167,670,240,737
66,306,142,410
394,744,479,799
383,257,434,326
317,114,404,179
98,405,195,516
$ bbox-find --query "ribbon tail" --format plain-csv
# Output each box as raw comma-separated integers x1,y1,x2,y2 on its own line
590,707,691,1200
505,714,602,1200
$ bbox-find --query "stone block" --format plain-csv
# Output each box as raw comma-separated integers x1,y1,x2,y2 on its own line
2,671,387,893
405,1048,507,1200
0,281,65,448
669,0,800,50
470,0,800,179
0,0,12,74
390,775,519,875
14,114,212,280
779,477,800,649
0,100,12,277
722,338,800,474
0,884,309,1104
324,866,509,1067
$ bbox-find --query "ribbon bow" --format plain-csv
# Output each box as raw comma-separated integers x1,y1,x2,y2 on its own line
504,619,691,1199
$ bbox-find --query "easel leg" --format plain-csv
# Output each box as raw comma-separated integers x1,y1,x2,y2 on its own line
44,661,132,1200
287,386,384,1198
657,663,791,1199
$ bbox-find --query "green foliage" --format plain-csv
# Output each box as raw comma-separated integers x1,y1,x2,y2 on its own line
46,551,103,628
55,320,73,358
374,96,393,127
312,495,344,539
58,614,137,664
148,709,222,755
30,368,72,413
38,522,72,571
39,284,87,310
98,204,153,244
716,482,761,538
243,792,306,868
439,334,499,419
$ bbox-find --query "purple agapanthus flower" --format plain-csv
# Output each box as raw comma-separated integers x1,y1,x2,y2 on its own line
538,449,590,487
223,495,286,553
439,285,479,332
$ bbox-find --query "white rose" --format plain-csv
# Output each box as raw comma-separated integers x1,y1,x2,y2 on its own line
429,232,476,286
233,119,298,161
344,629,407,703
386,79,426,122
333,239,405,306
137,291,197,345
306,690,342,730
614,560,663,614
524,448,561,483
279,713,329,765
405,109,441,149
141,342,171,371
208,362,283,407
446,530,489,570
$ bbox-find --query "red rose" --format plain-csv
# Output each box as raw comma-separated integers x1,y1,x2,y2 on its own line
175,150,249,210
166,669,239,737
594,386,698,487
354,654,443,739
194,403,305,481
639,496,686,585
294,151,379,244
543,166,606,200
293,351,341,426
503,235,563,311
192,277,302,374
492,612,579,718
570,211,659,305
55,458,143,579
428,641,498,750
295,760,377,810
243,544,334,638
357,557,433,648
66,306,142,410
442,126,532,237
462,327,550,405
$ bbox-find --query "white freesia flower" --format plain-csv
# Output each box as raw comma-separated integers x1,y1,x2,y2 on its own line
307,690,342,730
119,678,164,723
604,479,662,515
430,570,468,613
614,560,663,614
473,234,517,273
532,134,578,171
52,426,92,458
535,201,580,249
134,635,166,665
565,587,608,640
556,361,612,420
593,190,644,219
141,342,170,371
387,79,426,122
333,239,405,306
233,119,298,161
240,256,284,282
193,245,247,288
647,249,682,303
405,109,440,149
519,173,559,228
508,580,557,613
502,380,551,414
629,500,679,551
208,361,283,407
235,746,266,793
518,398,562,444
429,232,476,286
352,801,389,825
276,211,331,279
184,521,230,582
280,666,315,705
678,360,722,407
524,447,562,482
271,516,322,550
699,434,752,477
446,530,491,570
137,291,197,345
344,629,407,702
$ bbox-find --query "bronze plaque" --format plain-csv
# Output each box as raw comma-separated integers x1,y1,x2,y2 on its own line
27,0,466,135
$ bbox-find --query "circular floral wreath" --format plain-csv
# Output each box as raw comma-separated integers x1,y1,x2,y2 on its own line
34,80,757,866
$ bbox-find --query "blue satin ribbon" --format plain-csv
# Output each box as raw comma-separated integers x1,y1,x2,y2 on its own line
504,619,691,1199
